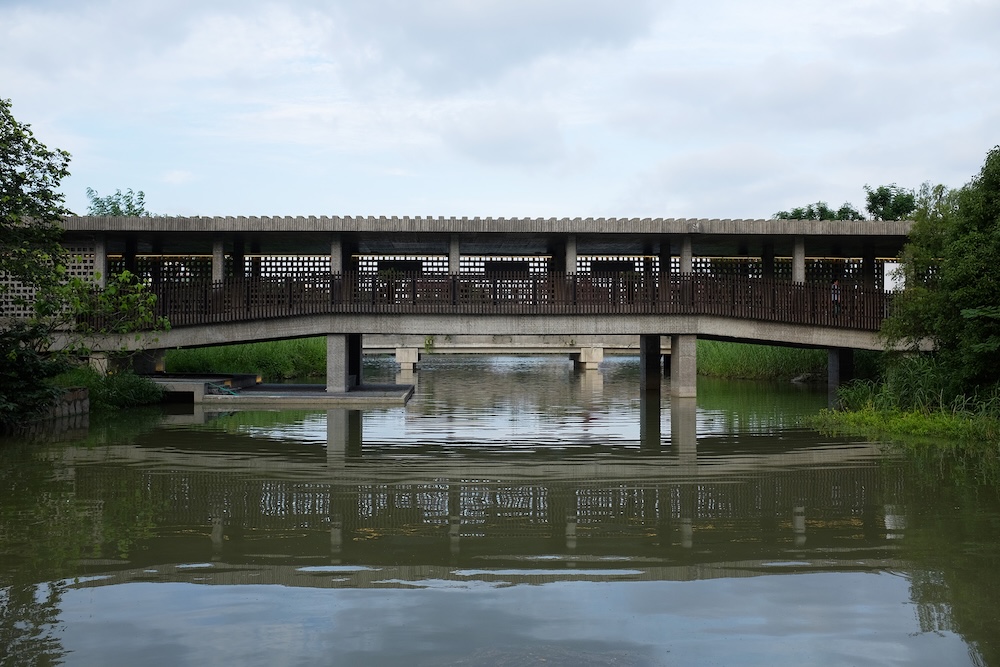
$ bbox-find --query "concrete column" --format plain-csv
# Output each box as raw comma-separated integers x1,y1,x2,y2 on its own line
565,234,578,274
212,237,225,282
93,234,107,288
828,347,855,403
395,347,420,371
792,236,806,284
669,334,697,397
639,334,661,390
89,352,110,376
330,235,343,273
680,236,693,274
326,335,350,393
449,234,461,273
348,333,363,387
573,346,603,370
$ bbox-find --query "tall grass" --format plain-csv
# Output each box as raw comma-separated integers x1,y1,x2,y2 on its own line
696,340,826,380
814,355,1000,446
165,338,327,380
54,367,164,411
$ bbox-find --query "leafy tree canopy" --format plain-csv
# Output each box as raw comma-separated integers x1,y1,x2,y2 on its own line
865,183,917,221
85,187,149,216
773,201,864,221
0,98,71,293
884,146,1000,392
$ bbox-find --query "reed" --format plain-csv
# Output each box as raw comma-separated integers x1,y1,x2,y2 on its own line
164,337,327,380
54,367,163,411
696,340,826,380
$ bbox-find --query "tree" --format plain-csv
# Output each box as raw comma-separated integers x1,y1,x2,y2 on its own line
85,187,149,216
0,100,167,429
773,201,864,221
0,98,71,295
884,147,1000,392
865,184,917,221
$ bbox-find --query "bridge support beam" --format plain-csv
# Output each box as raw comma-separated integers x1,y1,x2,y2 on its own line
670,334,697,397
639,334,661,390
395,347,420,371
93,234,107,288
680,236,693,274
565,235,578,274
827,347,854,396
327,333,364,393
572,346,603,370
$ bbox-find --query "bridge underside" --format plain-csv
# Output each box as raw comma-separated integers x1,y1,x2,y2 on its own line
83,313,885,399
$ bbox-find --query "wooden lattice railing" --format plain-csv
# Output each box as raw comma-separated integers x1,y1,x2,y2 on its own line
89,272,893,331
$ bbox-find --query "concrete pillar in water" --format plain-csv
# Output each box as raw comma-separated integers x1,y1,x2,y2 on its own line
326,334,363,392
449,234,461,273
670,334,697,397
792,236,806,284
828,347,855,405
395,347,420,371
573,346,603,370
211,237,225,282
639,334,661,390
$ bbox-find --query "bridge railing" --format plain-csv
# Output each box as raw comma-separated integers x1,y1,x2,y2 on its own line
102,272,892,331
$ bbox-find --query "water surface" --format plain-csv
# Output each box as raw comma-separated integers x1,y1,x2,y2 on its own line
2,356,998,665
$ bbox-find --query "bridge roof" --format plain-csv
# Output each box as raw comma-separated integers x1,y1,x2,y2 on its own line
62,215,913,258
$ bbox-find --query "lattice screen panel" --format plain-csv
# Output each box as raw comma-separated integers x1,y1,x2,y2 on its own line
577,256,659,274
356,255,450,274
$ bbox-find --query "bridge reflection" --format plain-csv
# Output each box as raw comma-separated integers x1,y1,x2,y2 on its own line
63,400,903,589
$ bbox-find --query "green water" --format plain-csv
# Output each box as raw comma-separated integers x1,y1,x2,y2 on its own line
2,356,998,665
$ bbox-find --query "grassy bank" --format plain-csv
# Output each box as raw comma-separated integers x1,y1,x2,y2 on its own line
696,340,826,380
165,338,327,380
54,367,163,411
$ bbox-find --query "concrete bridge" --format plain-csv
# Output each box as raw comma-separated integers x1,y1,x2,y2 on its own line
53,215,912,397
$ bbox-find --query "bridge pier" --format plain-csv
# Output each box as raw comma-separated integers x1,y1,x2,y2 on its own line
827,347,855,401
571,346,603,370
395,347,420,371
670,334,697,397
639,334,661,390
326,334,364,393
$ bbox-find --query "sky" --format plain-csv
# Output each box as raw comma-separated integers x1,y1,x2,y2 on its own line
2,0,998,219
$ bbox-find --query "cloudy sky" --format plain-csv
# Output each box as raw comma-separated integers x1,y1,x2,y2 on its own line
2,0,997,218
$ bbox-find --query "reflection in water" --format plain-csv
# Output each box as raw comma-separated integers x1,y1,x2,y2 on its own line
1,356,998,665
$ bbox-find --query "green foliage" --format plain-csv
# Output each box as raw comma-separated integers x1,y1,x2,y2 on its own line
696,340,826,380
773,201,863,221
0,323,71,427
54,366,163,411
166,337,328,380
0,98,71,298
864,183,917,220
886,147,1000,391
85,187,149,216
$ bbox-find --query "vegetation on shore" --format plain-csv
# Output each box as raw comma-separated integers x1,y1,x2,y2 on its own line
696,340,826,380
53,367,163,412
166,338,327,380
